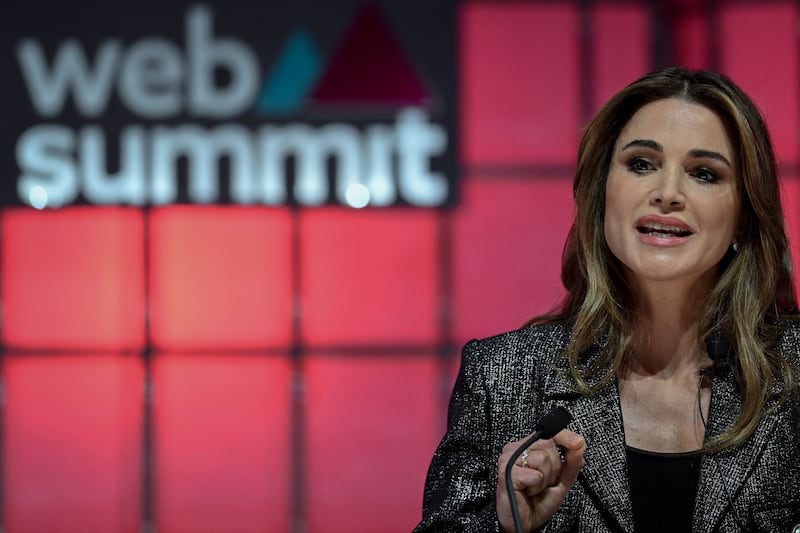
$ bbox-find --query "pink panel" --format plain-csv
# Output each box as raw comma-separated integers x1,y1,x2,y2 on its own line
304,355,440,533
154,354,291,533
720,3,799,164
453,178,573,344
149,206,293,350
460,3,581,165
300,209,439,345
1,208,145,350
4,354,143,533
591,4,652,113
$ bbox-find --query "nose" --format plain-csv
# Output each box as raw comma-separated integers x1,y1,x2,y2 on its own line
648,167,685,210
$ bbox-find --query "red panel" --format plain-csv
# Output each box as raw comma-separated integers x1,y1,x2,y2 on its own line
591,4,652,114
720,3,799,164
779,175,800,297
154,354,291,533
4,354,143,533
453,178,572,344
149,206,293,350
300,209,439,345
1,208,145,350
460,3,581,165
304,355,440,533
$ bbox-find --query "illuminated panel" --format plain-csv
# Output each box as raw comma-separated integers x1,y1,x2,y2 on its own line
780,175,800,296
149,207,293,350
304,355,439,533
154,354,291,532
460,3,580,165
720,3,799,164
300,209,438,346
4,354,143,532
1,208,145,350
591,3,652,113
453,178,572,344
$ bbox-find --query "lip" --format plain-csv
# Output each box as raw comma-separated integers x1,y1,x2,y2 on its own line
635,215,694,247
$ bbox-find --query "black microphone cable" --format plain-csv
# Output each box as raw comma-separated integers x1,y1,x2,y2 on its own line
504,406,572,533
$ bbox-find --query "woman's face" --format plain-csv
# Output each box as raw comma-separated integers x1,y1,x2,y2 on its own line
603,98,740,290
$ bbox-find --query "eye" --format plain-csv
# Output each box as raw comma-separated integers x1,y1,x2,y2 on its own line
627,157,654,175
691,167,720,183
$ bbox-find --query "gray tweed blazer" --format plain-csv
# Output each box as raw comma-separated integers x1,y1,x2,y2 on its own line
414,322,800,532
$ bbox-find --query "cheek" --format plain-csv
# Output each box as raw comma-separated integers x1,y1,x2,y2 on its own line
705,200,739,246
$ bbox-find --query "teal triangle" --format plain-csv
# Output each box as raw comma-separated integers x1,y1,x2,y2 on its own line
256,28,321,114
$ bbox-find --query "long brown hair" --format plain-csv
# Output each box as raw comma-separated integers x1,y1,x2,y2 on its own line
536,67,798,451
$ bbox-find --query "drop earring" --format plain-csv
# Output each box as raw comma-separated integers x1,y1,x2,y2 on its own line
732,242,740,253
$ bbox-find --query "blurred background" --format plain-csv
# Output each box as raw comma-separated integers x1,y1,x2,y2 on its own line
1,0,799,531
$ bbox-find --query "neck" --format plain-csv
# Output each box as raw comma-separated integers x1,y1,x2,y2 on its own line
625,278,714,378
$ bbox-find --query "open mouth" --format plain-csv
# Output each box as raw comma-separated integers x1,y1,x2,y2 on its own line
636,223,692,238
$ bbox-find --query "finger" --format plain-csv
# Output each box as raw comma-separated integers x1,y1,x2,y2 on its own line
553,430,586,488
496,441,537,491
497,443,528,475
509,462,546,491
499,431,572,490
500,455,548,493
553,429,585,451
528,447,583,516
517,444,561,486
516,449,529,468
500,451,552,493
498,434,549,471
539,440,563,486
523,431,586,515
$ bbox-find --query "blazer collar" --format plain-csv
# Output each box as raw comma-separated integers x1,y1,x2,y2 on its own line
692,367,782,532
543,352,635,533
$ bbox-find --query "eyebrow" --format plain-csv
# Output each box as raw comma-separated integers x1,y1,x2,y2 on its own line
621,139,732,168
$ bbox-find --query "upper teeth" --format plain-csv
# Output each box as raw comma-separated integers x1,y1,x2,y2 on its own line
643,223,685,233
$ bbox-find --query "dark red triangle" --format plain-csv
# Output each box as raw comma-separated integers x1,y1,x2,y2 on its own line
309,3,430,106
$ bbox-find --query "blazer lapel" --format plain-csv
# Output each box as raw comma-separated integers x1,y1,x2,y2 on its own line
693,369,781,532
544,363,634,533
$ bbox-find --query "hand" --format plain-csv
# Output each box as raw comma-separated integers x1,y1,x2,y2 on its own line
496,429,586,532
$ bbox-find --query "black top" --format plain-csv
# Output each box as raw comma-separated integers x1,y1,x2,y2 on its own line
626,446,702,533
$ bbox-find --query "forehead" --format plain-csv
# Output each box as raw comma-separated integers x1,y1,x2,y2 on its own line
615,98,734,157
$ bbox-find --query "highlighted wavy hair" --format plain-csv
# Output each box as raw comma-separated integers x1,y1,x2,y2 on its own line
533,67,799,452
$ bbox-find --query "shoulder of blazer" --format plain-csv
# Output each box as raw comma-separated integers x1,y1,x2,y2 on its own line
775,320,800,364
467,322,573,367
460,322,574,397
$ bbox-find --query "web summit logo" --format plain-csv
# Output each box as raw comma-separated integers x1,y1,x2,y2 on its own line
14,4,450,208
